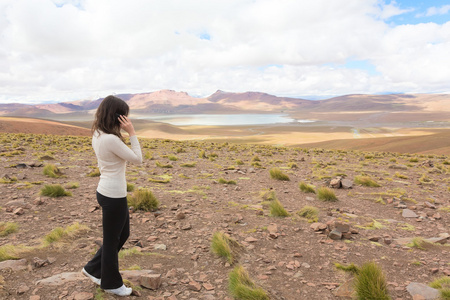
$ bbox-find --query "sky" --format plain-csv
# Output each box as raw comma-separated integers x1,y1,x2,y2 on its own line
1,0,450,104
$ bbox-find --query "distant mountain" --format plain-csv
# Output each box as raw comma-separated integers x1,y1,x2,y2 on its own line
0,90,449,119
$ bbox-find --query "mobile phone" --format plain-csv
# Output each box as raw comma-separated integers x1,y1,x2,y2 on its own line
115,113,121,121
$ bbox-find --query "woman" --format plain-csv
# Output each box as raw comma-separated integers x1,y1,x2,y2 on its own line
82,95,142,296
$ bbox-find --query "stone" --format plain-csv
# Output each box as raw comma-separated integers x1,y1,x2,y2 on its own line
245,237,258,243
36,272,86,286
29,296,41,300
368,236,381,242
402,209,418,218
181,224,192,230
17,285,29,294
72,292,94,300
424,202,436,209
334,222,350,233
0,259,28,271
121,270,155,283
310,222,327,231
334,279,354,298
154,244,167,251
140,274,162,290
176,212,186,220
406,282,439,300
188,281,202,291
328,230,342,240
341,179,353,189
330,178,341,188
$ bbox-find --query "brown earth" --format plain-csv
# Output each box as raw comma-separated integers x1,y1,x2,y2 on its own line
0,132,449,300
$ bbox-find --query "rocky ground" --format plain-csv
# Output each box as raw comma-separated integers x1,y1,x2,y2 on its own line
0,132,448,300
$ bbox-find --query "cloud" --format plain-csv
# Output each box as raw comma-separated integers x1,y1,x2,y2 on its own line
0,0,450,104
424,4,450,17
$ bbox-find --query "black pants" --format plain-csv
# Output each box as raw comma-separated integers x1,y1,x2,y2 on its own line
84,192,130,289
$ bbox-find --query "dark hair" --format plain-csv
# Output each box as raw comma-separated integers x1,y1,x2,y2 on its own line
92,95,129,140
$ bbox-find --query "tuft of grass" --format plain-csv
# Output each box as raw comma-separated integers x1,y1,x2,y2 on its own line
334,262,360,274
127,188,159,211
148,177,170,183
127,183,135,192
394,172,408,179
316,186,338,202
144,151,153,160
429,276,450,300
94,287,105,300
0,222,18,237
236,159,244,165
407,237,433,250
181,162,196,167
87,168,101,177
43,223,89,245
0,245,20,262
66,182,80,189
299,182,316,193
354,175,381,187
199,150,207,159
297,206,319,223
259,189,276,201
40,184,72,197
252,155,261,162
269,168,290,181
43,164,63,178
168,155,178,161
356,219,385,230
218,178,237,185
155,161,173,168
354,261,390,300
419,174,433,184
270,199,290,217
288,162,298,169
229,265,269,300
211,231,241,264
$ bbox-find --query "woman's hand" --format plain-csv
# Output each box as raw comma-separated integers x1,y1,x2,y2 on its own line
118,115,136,136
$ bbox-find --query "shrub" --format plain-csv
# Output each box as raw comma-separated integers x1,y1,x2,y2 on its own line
229,265,269,300
299,182,315,193
127,183,135,192
168,155,178,161
429,276,450,300
270,199,290,217
316,187,338,202
252,155,261,162
87,168,101,177
66,182,79,189
269,168,290,181
236,159,244,165
0,245,19,262
43,164,63,178
354,261,390,300
297,206,319,222
211,231,241,264
288,162,298,169
0,222,18,237
43,223,89,245
155,161,173,168
218,178,237,185
181,162,196,167
259,189,276,201
354,176,381,187
127,188,159,211
40,184,72,197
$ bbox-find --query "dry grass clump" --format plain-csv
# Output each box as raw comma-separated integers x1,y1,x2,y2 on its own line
334,262,360,274
299,181,315,193
270,199,290,217
269,168,290,181
0,245,20,262
168,155,178,161
354,261,390,300
316,186,338,202
65,182,79,189
180,162,196,167
43,164,63,178
218,178,237,185
429,276,450,300
354,175,381,187
40,184,72,197
228,265,269,300
43,222,89,246
87,167,101,177
155,161,173,168
259,189,276,201
419,174,433,184
211,231,241,264
127,188,159,211
236,159,244,165
127,183,135,192
407,237,434,250
297,206,319,222
0,222,18,237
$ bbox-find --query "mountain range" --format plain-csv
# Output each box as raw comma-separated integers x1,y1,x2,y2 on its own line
1,90,450,121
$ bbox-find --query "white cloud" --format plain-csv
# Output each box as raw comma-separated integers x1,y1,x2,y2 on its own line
0,0,450,104
425,4,450,17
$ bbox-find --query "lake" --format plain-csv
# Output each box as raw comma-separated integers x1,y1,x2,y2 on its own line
138,114,312,126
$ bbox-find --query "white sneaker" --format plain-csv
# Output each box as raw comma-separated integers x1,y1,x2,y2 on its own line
104,284,132,296
82,268,101,285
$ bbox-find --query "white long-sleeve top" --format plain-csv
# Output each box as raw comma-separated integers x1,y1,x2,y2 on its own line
92,130,142,198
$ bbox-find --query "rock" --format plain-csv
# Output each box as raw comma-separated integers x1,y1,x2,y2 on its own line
33,257,51,268
330,178,341,188
29,296,41,300
17,284,29,294
406,282,439,300
154,244,167,251
368,236,381,242
424,233,449,244
181,224,192,230
13,208,25,215
334,222,350,233
245,237,258,243
0,259,28,271
188,281,202,291
72,292,94,300
36,272,86,286
176,212,186,220
341,179,353,189
334,279,354,298
389,164,408,170
140,274,162,290
402,209,418,218
121,270,155,283
310,222,327,232
424,202,436,209
328,230,342,240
